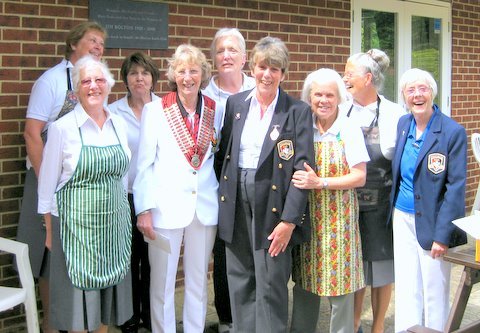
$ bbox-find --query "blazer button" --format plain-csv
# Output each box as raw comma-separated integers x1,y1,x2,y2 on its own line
220,196,225,202
226,155,231,160
278,163,283,169
416,211,422,217
224,175,228,180
272,207,277,213
193,171,197,175
271,185,277,191
415,194,420,200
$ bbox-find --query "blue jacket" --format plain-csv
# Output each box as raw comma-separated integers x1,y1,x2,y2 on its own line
389,106,467,250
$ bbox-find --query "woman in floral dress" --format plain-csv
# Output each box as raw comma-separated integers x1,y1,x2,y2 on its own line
291,68,369,333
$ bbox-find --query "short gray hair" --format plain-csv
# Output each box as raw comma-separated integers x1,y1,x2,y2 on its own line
210,28,247,61
301,68,347,106
72,55,115,94
398,68,437,104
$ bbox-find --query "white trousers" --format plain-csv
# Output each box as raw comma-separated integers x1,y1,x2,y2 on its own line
393,209,451,332
148,215,216,333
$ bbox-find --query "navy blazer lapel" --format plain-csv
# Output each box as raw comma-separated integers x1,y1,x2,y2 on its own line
257,89,289,167
230,96,251,158
415,112,442,171
394,115,411,171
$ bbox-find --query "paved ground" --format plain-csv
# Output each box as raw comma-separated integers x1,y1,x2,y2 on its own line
109,243,480,333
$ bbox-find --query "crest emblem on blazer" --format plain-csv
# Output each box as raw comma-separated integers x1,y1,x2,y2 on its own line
427,153,446,174
277,140,294,161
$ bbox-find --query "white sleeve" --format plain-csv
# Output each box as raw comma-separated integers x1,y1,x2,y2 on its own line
37,122,64,214
132,102,160,214
343,122,370,168
26,78,56,122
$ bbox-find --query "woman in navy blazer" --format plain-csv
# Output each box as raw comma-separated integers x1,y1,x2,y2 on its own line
390,68,467,332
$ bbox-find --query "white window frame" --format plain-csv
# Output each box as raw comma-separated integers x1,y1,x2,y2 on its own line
351,0,452,115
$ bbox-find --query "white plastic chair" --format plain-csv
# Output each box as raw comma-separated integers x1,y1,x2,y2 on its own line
471,133,480,215
0,237,39,333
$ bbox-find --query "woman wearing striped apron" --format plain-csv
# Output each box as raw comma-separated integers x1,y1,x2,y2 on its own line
291,68,369,333
37,56,132,333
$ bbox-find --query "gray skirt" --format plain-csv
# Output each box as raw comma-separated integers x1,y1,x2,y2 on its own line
16,168,48,278
363,259,394,288
49,215,133,331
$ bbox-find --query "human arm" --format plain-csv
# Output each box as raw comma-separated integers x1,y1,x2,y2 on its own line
132,102,160,239
23,118,47,177
292,161,366,190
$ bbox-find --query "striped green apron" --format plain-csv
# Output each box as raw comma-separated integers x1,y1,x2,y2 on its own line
56,127,131,290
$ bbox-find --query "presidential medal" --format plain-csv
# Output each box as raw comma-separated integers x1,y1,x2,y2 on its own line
191,154,201,168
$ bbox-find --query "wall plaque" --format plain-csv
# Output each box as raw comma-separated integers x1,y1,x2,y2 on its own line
89,0,168,49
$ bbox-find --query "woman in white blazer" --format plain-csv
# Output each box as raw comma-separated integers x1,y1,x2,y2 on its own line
134,44,220,333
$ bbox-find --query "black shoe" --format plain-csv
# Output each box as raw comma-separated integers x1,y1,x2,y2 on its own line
357,326,363,333
120,316,139,333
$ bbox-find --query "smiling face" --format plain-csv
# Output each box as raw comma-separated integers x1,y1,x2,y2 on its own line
309,80,340,125
403,80,434,118
214,36,246,76
174,62,202,101
78,65,108,112
127,64,153,99
343,60,371,99
251,60,284,101
71,29,105,62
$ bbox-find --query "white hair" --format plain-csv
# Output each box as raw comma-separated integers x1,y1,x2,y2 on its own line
301,68,347,105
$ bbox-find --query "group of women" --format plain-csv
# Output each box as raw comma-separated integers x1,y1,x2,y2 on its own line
18,21,467,333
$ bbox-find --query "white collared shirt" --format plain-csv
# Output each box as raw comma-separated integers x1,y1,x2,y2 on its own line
109,93,159,192
339,95,405,160
38,103,130,216
314,113,370,168
239,88,279,168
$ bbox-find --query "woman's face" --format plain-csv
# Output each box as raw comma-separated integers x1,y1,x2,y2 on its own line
251,60,284,98
72,29,105,61
403,80,434,117
174,62,202,100
78,65,108,111
343,60,370,98
127,64,153,98
309,81,340,122
214,36,246,76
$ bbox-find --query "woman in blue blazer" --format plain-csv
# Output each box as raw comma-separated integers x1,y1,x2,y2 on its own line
389,68,467,332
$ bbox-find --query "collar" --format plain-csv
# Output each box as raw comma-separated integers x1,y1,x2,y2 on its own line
177,92,203,118
245,87,280,113
74,103,112,128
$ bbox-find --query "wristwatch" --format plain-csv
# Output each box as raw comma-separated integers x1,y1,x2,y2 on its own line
321,178,328,189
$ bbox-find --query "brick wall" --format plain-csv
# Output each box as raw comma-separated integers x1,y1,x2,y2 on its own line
452,0,480,211
0,0,478,331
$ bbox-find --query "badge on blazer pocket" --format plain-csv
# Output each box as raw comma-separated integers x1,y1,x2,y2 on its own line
427,152,446,174
277,139,294,161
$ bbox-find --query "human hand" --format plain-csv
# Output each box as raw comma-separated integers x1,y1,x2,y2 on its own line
430,241,448,259
136,211,156,240
267,221,296,257
292,162,319,189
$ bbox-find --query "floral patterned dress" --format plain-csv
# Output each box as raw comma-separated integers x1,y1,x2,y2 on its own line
293,134,364,296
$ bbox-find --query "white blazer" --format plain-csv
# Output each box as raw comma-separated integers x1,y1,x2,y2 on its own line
133,96,220,229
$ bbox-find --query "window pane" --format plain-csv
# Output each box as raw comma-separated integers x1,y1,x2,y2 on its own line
411,16,441,106
362,9,397,101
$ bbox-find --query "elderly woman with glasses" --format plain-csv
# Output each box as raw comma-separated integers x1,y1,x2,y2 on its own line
342,49,405,333
390,68,467,332
38,55,132,333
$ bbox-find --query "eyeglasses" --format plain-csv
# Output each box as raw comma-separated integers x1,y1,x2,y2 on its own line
81,78,107,87
342,71,364,80
405,85,431,96
175,69,201,78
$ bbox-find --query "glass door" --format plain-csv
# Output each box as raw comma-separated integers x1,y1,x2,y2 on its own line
352,0,451,114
